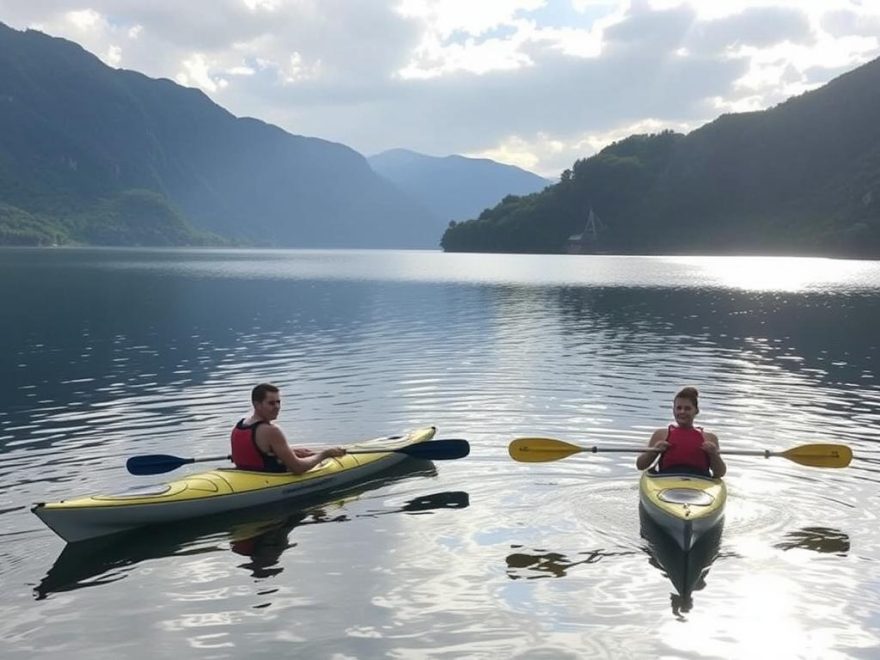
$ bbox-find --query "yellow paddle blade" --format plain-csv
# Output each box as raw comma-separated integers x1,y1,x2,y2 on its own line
781,444,852,468
508,438,585,462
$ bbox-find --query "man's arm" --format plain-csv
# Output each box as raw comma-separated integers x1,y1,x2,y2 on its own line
266,427,343,474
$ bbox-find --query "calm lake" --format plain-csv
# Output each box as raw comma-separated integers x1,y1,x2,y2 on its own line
2,247,879,659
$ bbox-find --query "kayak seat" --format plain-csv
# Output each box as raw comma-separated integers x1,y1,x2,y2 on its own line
657,488,715,506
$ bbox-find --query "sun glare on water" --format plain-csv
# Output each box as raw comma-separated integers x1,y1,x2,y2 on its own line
673,256,874,293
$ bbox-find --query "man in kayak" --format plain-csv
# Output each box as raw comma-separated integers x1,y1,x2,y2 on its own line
231,383,346,473
635,386,727,477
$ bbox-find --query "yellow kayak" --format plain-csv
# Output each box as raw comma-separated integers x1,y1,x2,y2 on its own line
33,426,437,543
639,471,726,551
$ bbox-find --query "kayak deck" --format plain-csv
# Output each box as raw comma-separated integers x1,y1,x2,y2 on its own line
33,426,437,543
639,472,726,551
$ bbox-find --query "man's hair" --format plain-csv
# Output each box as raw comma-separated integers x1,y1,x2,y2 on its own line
674,386,699,409
251,383,279,404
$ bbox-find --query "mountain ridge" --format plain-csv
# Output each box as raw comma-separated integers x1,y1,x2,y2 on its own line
0,23,434,248
441,56,880,257
369,148,550,226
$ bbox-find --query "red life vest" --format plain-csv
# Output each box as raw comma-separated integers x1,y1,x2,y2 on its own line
658,424,710,474
230,419,286,472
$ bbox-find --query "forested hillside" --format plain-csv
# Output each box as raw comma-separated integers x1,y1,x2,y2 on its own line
442,57,880,257
0,23,434,247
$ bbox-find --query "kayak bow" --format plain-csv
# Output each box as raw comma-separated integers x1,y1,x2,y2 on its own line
638,471,727,551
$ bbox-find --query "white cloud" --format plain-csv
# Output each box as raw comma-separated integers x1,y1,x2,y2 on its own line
469,134,559,175
106,44,122,66
396,0,546,38
66,9,102,31
243,0,282,10
399,19,536,79
823,8,880,37
283,52,321,83
0,0,878,177
227,65,256,76
176,53,225,93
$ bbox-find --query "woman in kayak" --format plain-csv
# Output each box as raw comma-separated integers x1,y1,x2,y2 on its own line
636,386,727,478
231,383,346,473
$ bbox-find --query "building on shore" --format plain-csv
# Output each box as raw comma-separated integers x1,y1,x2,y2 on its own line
566,208,605,254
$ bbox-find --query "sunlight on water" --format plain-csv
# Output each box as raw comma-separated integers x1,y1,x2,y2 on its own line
667,255,879,293
69,247,880,291
1,248,879,659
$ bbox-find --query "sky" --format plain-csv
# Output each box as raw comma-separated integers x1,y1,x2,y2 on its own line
1,1,879,178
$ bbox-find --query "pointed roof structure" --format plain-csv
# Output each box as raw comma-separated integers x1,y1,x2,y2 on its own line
567,208,605,252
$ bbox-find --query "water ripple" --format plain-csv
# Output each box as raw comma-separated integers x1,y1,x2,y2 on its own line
1,248,879,658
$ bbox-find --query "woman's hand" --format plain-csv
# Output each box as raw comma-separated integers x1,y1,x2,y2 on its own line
637,433,668,470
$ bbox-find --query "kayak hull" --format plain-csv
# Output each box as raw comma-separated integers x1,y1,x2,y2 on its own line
33,426,436,543
639,471,726,551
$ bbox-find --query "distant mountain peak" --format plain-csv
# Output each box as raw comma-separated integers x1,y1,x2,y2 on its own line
369,149,549,223
0,22,441,248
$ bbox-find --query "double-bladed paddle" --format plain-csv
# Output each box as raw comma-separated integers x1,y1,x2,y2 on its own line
127,438,471,475
508,437,852,468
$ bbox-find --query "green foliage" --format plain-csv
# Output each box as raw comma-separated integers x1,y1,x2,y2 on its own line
443,62,880,256
0,191,225,247
0,25,222,247
66,190,226,246
0,203,69,245
443,131,687,253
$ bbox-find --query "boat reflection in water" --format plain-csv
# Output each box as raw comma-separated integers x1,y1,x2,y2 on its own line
638,515,850,616
230,488,469,578
505,547,638,579
774,526,850,556
35,460,468,599
639,503,724,615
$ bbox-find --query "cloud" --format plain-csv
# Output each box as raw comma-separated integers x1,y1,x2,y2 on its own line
603,2,696,53
231,4,747,168
0,0,878,178
398,0,546,39
687,6,814,53
821,9,880,38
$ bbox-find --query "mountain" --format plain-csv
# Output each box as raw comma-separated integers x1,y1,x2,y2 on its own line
442,57,880,258
0,23,435,248
368,149,550,230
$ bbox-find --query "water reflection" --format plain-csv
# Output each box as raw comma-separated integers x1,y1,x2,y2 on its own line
34,461,470,599
505,547,637,580
3,248,879,658
226,509,339,580
553,285,880,388
774,527,850,555
639,504,724,617
232,490,470,579
358,490,470,518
